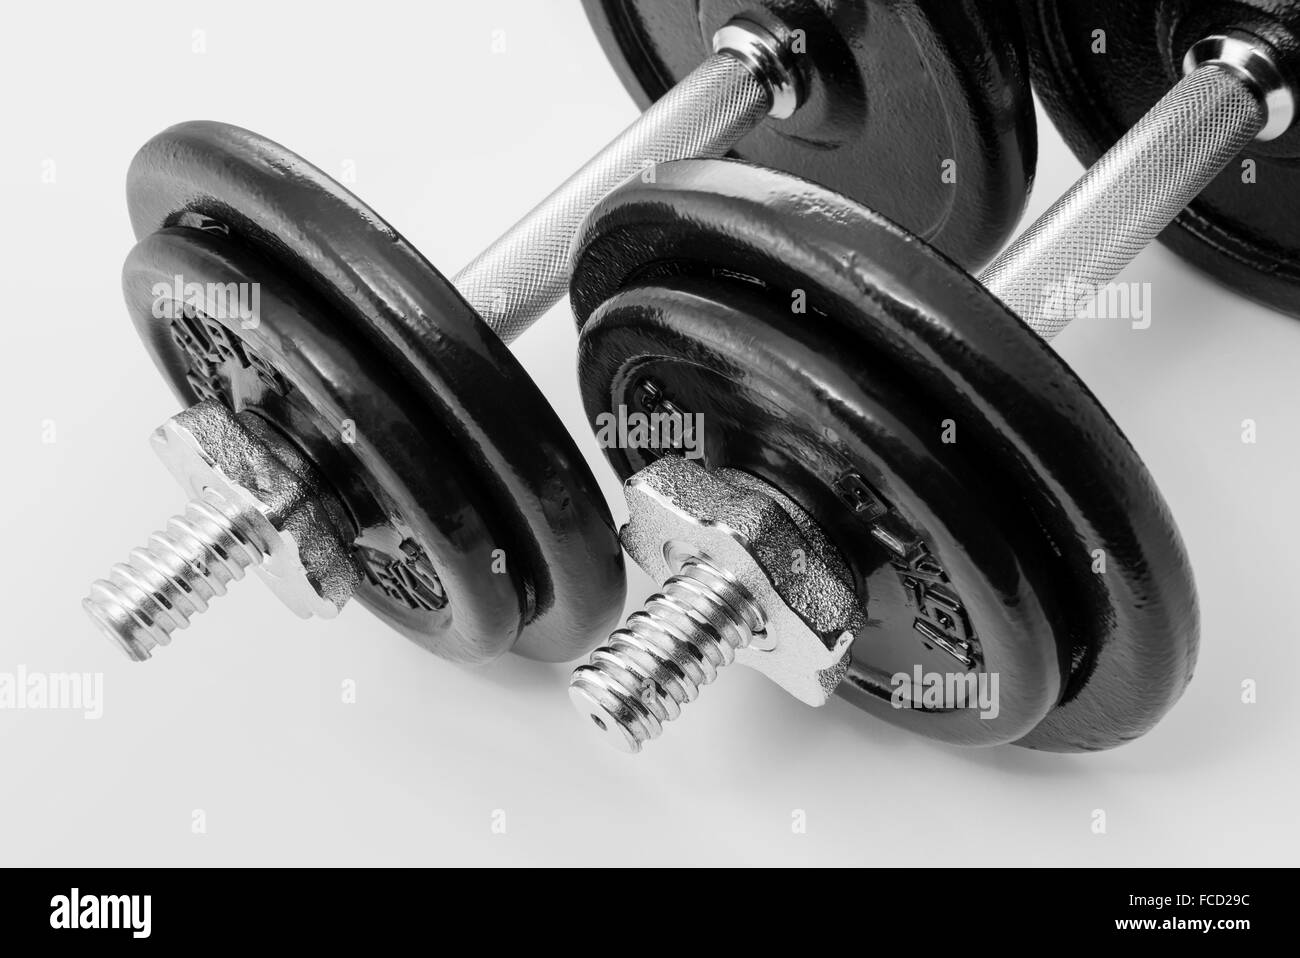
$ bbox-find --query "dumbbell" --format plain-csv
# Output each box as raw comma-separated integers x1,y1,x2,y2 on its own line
82,122,627,666
82,0,1038,667
566,4,1299,753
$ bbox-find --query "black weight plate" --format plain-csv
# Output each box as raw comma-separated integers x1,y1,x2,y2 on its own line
124,228,524,663
582,0,1037,269
125,121,625,663
579,278,1065,745
1025,0,1300,317
571,159,1199,751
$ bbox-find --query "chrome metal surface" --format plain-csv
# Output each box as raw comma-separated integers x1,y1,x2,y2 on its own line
1184,34,1296,142
713,19,801,119
980,58,1270,340
570,457,862,753
453,18,796,344
82,401,359,661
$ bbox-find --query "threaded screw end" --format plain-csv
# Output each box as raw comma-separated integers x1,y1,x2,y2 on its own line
82,493,266,661
569,556,765,752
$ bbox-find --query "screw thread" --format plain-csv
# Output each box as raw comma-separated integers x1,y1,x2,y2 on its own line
82,494,266,661
569,556,765,752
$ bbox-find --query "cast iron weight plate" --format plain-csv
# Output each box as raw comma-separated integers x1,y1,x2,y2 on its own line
123,121,626,664
577,276,1066,746
582,0,1038,270
1024,0,1300,317
571,159,1199,751
123,229,522,662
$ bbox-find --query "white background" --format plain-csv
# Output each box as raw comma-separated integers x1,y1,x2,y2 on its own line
2,0,1298,866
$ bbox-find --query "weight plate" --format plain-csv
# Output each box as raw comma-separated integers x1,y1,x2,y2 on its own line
1025,0,1300,317
124,228,524,662
571,159,1199,751
582,0,1037,269
124,121,626,663
578,278,1065,745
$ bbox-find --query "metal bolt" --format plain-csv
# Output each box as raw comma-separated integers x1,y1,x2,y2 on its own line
82,401,359,660
570,553,766,753
570,457,863,753
84,491,272,662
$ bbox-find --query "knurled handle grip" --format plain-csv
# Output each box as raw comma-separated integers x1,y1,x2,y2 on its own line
452,53,771,344
980,63,1266,340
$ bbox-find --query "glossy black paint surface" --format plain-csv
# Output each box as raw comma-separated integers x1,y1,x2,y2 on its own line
124,122,626,663
1025,0,1300,317
579,278,1064,745
571,159,1200,751
125,228,524,661
582,0,1038,270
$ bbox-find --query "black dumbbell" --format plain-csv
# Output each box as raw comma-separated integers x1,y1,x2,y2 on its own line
566,4,1298,753
83,0,1039,669
83,124,626,666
